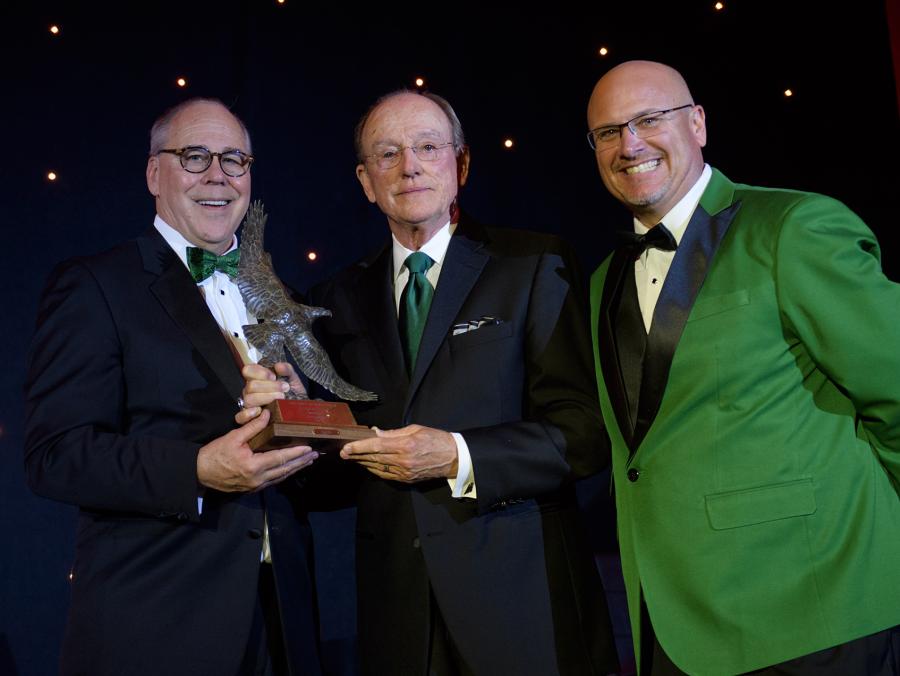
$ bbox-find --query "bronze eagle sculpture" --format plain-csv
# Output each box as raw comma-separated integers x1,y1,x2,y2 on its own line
235,201,378,402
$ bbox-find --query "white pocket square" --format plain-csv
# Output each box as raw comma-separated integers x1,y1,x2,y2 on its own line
452,316,503,336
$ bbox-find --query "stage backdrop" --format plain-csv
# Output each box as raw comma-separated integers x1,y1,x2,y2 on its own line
2,3,897,674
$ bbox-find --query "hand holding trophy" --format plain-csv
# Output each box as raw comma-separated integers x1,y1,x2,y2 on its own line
235,201,377,450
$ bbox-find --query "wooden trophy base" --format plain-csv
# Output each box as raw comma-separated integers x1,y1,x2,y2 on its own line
249,399,375,452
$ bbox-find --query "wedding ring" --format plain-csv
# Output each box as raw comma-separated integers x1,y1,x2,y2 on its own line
237,397,245,411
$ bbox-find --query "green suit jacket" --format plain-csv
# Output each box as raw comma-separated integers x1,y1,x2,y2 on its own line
590,168,900,674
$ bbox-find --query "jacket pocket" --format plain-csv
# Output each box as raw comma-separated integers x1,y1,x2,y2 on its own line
448,321,513,351
688,288,750,322
705,478,816,530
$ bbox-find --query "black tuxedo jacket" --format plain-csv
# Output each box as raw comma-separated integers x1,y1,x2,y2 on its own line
308,218,617,676
24,227,321,676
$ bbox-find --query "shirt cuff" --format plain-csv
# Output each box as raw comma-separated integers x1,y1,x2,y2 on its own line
448,433,477,499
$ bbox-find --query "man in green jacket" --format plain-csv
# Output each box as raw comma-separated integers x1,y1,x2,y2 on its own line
586,60,900,675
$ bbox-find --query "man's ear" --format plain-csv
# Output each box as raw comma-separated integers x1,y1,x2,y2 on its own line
690,105,707,148
456,146,470,187
146,156,160,197
356,163,377,204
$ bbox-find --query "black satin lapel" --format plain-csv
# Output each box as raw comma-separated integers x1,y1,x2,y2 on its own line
615,265,648,449
632,201,742,448
599,247,639,450
356,245,408,390
139,232,245,400
405,232,488,407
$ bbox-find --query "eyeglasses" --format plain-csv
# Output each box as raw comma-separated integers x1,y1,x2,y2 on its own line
587,104,695,150
157,146,254,177
364,142,455,170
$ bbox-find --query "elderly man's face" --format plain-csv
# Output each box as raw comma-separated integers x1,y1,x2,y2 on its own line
146,101,251,254
356,94,468,242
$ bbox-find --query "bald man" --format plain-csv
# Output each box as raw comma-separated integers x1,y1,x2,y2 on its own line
585,60,900,674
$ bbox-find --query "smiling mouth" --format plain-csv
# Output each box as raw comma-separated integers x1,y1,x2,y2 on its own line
624,159,661,175
396,187,431,196
195,199,232,207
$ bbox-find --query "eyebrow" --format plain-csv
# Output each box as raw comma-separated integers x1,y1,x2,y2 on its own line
594,107,679,128
181,144,247,153
370,130,446,147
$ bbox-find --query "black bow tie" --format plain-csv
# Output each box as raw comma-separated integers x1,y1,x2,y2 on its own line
620,224,678,254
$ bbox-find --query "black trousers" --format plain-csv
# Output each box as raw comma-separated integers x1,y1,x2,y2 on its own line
240,563,289,676
641,602,900,676
427,587,475,676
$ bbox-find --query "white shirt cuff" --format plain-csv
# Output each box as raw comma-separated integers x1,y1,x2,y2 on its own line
448,433,477,499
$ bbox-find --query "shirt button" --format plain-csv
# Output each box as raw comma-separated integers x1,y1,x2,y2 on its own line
412,537,421,549
233,332,239,337
220,289,225,295
627,468,640,482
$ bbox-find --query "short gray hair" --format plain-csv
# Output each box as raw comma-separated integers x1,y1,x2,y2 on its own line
353,90,466,162
149,97,252,156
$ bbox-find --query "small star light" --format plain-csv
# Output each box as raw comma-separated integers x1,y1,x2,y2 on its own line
307,251,318,261
49,25,61,35
414,77,425,88
598,46,609,56
714,2,724,10
503,138,514,149
176,77,188,88
277,0,286,3
68,571,74,581
47,171,58,181
784,89,794,97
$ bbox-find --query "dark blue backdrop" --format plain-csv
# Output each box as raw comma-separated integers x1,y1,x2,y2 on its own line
2,2,897,674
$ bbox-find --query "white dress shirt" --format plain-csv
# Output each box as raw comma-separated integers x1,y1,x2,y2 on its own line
392,221,476,499
634,164,712,332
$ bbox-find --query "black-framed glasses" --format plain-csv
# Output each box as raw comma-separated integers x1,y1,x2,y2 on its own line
587,104,695,150
157,146,254,177
365,142,455,170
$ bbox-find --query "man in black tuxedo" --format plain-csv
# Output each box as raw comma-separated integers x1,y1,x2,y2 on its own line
24,98,322,676
241,90,618,675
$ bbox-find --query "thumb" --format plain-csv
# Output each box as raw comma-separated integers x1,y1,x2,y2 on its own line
236,407,270,442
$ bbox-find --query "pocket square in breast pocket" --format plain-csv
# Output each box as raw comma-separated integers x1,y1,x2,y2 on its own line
451,315,503,336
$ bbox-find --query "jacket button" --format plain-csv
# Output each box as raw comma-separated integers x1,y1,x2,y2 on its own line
247,528,263,539
412,537,421,549
627,468,640,482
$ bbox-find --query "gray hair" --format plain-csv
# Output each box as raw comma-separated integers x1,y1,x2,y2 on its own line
149,97,252,156
353,89,466,162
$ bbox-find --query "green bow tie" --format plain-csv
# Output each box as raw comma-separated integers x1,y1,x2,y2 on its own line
186,247,240,282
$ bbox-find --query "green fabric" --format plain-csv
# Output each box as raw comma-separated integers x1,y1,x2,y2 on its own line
590,168,900,674
399,251,434,373
186,247,240,282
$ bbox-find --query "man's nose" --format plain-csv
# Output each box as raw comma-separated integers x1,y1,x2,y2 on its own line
399,146,423,176
202,156,228,182
617,125,645,157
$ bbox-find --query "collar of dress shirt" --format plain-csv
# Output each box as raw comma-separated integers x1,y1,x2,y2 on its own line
633,163,712,245
391,220,456,288
153,214,239,273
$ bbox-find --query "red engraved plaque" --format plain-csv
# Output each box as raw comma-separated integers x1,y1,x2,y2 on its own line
249,400,375,452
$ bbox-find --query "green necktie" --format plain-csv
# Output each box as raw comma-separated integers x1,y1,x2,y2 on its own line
399,251,435,374
186,247,240,282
